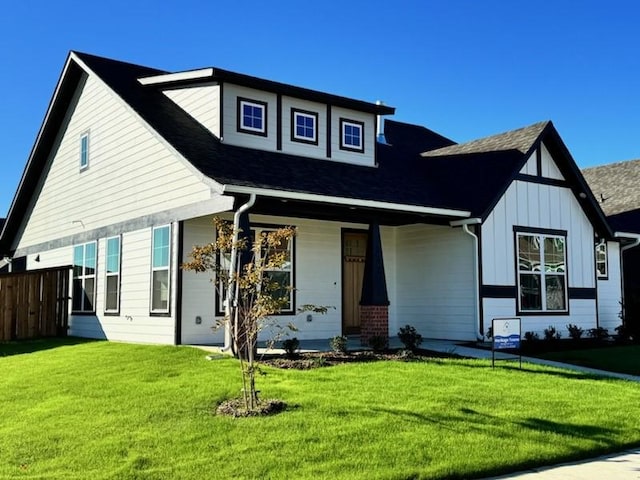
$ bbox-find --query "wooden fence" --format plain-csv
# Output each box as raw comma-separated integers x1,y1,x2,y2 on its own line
0,266,71,341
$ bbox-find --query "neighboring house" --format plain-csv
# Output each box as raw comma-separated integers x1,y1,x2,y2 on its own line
583,160,640,331
0,51,625,345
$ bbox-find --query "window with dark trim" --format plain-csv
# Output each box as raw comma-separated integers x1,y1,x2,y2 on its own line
516,231,567,313
596,241,608,279
291,108,318,144
339,118,364,153
216,226,295,315
237,97,267,136
80,131,90,170
73,242,97,313
151,225,171,313
105,236,121,313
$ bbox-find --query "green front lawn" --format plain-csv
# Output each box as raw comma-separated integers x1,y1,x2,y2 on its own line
1,339,639,479
537,345,640,376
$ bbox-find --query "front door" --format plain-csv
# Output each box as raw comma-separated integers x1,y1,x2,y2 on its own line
342,231,367,334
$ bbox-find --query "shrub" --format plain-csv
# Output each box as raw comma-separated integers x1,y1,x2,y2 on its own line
281,337,300,359
368,335,388,352
587,327,609,341
329,335,348,354
543,325,561,342
397,325,423,352
566,323,584,341
524,331,539,342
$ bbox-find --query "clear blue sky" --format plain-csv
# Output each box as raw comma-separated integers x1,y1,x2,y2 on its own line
2,0,640,218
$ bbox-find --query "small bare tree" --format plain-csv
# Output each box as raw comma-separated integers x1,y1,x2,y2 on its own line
183,217,325,411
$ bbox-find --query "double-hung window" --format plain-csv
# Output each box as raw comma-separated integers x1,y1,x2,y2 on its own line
80,132,90,170
516,230,568,313
105,236,121,313
73,242,97,312
339,118,364,153
596,241,608,279
237,97,267,136
151,225,171,313
291,109,318,144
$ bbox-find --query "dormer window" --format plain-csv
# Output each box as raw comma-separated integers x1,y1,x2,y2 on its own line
291,109,318,145
237,97,267,136
340,118,364,153
80,131,90,170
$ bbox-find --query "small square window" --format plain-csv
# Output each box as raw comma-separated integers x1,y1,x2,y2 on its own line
237,97,268,136
291,109,318,145
80,132,90,170
339,118,364,153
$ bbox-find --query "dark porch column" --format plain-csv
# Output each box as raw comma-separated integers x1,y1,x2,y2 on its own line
360,222,390,345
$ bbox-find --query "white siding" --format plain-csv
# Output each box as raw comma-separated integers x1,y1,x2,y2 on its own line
281,96,327,159
14,73,213,251
482,174,598,334
598,241,622,331
221,84,278,151
519,151,537,175
541,143,564,180
163,84,220,137
395,225,476,341
330,106,376,167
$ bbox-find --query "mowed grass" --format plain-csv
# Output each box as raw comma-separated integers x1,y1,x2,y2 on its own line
1,340,639,480
537,345,640,376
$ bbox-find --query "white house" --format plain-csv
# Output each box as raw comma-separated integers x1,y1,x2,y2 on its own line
0,51,627,345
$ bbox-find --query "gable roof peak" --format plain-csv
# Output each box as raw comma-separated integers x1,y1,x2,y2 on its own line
421,120,551,158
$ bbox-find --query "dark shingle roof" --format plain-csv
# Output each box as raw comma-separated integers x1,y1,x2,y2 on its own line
582,159,640,217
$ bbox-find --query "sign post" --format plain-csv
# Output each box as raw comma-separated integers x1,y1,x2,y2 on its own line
492,317,521,369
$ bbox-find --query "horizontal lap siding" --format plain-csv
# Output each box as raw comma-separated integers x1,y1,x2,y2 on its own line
14,73,212,251
597,241,622,331
163,84,220,137
395,225,475,341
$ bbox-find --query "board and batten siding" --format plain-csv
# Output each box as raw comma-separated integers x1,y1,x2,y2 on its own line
395,224,476,341
519,144,563,179
482,147,598,335
597,241,622,331
13,72,213,251
163,84,221,137
180,214,398,343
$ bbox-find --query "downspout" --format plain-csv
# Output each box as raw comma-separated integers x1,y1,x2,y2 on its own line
452,218,483,340
614,232,640,326
222,194,256,351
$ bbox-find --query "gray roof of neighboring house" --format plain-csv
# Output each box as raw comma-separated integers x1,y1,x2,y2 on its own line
582,159,640,217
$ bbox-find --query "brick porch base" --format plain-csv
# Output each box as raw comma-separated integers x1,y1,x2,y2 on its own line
360,305,389,346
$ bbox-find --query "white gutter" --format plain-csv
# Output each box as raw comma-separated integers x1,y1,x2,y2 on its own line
223,185,471,218
451,218,484,340
223,194,256,352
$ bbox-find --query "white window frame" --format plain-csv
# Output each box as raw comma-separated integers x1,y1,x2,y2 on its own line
150,225,171,314
72,241,97,313
516,231,568,313
105,236,121,314
291,109,318,144
596,241,608,279
80,131,90,170
339,118,364,153
238,97,267,135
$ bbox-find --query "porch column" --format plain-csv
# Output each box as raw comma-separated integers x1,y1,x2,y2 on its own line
360,222,390,345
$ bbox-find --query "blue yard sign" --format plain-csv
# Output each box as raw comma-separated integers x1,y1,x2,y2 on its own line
493,318,521,350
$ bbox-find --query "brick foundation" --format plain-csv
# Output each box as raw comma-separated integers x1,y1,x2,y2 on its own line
360,305,389,346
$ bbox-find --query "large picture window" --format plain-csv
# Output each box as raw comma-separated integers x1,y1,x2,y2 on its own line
73,242,97,312
596,241,607,279
516,230,567,313
151,225,171,313
105,236,121,313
